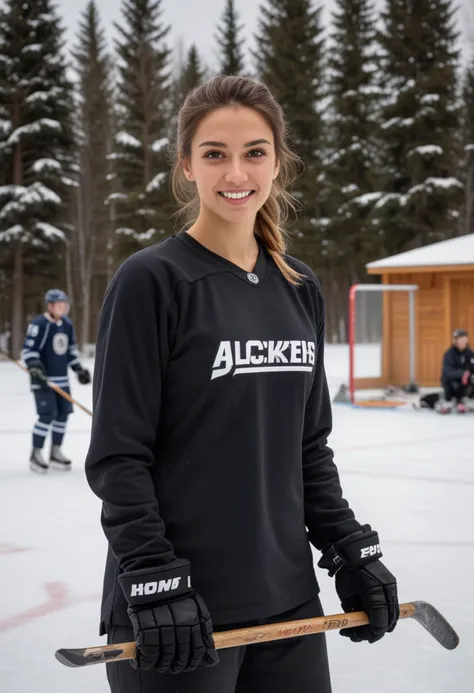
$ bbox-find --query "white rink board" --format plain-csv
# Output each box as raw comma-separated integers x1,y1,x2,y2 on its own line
0,348,473,693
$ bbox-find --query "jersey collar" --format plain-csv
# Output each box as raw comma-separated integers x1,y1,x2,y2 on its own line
43,312,63,326
176,230,268,288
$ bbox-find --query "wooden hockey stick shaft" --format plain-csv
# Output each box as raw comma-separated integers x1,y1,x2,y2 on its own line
58,604,412,667
56,601,459,668
4,353,93,417
55,601,460,668
118,604,411,659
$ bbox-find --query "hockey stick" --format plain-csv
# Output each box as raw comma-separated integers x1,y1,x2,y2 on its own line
3,352,93,417
55,601,459,668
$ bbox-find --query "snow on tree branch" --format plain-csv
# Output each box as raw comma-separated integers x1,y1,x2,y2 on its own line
350,192,384,207
381,117,415,130
0,224,24,242
26,88,64,104
26,182,62,205
115,131,142,148
420,93,440,105
0,183,62,217
374,193,407,209
107,152,132,160
106,192,128,204
407,145,443,157
146,172,167,193
341,184,359,194
0,119,11,135
61,177,79,188
408,177,464,197
35,222,65,240
7,119,62,146
136,229,159,241
32,158,62,173
21,43,42,54
151,137,169,152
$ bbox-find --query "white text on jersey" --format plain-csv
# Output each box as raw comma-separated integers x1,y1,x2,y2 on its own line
211,340,315,380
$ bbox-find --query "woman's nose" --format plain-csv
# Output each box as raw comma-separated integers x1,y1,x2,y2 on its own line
224,160,249,185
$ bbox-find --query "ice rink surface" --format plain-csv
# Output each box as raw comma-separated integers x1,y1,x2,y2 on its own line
1,345,473,692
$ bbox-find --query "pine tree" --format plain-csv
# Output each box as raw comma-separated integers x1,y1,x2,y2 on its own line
71,0,113,345
183,45,206,93
215,0,245,76
459,62,474,236
113,0,172,254
174,44,206,109
0,0,75,356
375,0,463,254
325,0,382,283
254,0,326,267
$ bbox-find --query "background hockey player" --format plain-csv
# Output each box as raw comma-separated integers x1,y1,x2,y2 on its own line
21,289,91,473
439,329,474,413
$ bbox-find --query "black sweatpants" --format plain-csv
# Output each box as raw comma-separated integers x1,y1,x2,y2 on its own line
442,379,470,402
105,597,332,693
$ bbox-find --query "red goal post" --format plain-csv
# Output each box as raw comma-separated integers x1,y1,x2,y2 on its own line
348,284,419,407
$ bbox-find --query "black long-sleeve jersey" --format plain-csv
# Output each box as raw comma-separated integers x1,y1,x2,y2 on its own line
85,230,362,633
441,345,474,382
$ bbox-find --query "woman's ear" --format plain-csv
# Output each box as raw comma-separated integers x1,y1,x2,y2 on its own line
182,158,195,182
273,159,281,180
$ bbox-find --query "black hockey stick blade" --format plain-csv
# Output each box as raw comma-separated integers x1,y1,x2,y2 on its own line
55,645,131,668
411,601,459,650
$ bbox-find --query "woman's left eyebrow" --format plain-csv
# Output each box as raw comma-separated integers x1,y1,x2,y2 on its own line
198,139,271,148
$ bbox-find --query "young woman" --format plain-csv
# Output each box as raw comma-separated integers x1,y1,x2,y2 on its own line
85,76,398,693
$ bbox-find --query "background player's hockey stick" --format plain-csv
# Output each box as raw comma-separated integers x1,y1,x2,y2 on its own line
4,353,93,417
55,601,459,668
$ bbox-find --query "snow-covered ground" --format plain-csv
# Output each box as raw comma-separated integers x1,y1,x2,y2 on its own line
0,346,472,692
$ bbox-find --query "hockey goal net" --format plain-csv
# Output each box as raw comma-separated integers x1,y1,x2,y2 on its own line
346,284,419,407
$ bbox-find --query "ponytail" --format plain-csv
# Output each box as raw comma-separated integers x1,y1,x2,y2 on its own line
254,187,303,286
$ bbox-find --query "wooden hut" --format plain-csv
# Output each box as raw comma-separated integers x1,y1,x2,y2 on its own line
366,234,474,387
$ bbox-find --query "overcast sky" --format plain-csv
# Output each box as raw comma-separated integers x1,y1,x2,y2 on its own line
58,0,473,71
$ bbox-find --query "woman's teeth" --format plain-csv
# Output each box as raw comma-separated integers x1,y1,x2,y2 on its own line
219,191,253,199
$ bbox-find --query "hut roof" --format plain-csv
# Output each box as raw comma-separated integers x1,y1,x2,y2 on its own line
366,234,474,271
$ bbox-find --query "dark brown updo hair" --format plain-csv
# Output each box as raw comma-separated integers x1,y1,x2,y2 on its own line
171,75,303,284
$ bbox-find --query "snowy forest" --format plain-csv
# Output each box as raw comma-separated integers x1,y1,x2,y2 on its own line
0,0,473,357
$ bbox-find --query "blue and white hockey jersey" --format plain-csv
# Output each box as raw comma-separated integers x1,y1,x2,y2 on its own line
21,314,81,390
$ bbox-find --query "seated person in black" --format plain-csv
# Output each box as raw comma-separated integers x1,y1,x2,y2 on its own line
441,329,474,408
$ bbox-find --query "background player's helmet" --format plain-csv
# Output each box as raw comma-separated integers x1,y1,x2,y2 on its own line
453,328,468,339
44,288,69,305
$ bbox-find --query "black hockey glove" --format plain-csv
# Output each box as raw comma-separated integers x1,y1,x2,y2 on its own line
73,365,91,385
27,360,47,386
119,558,219,673
318,525,399,644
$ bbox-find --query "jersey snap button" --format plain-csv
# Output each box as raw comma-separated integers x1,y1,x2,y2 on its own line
247,273,259,285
